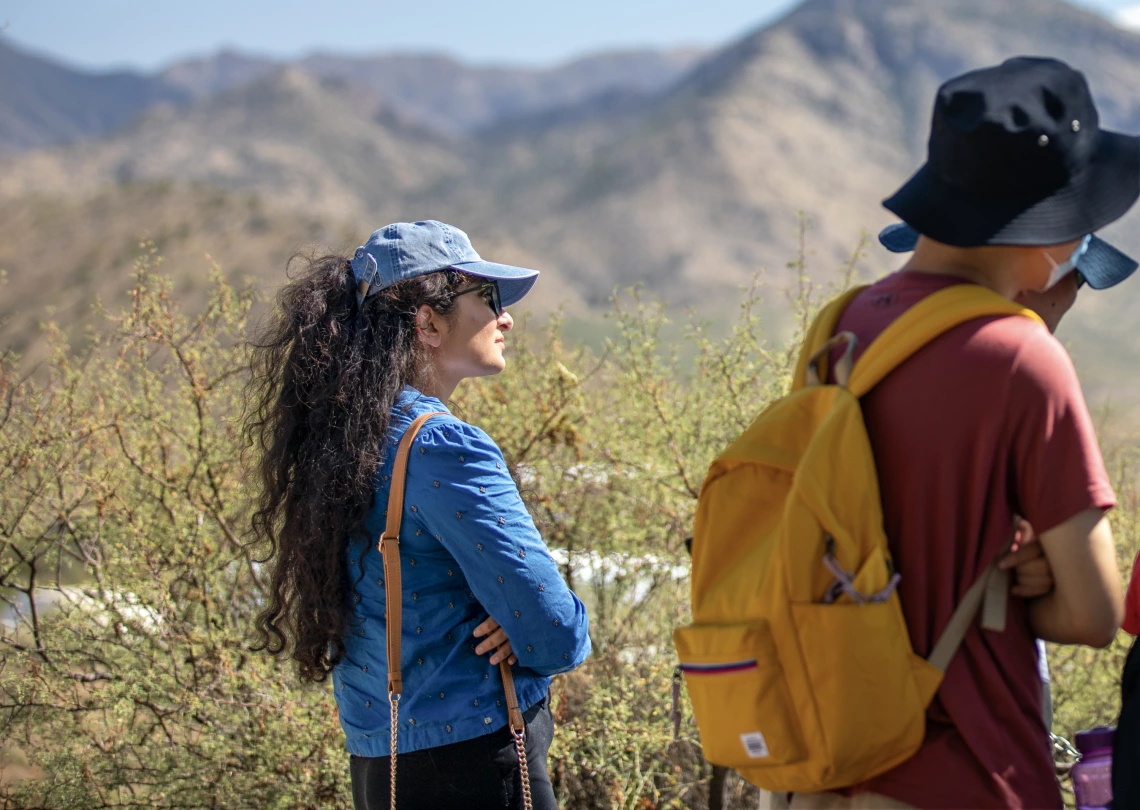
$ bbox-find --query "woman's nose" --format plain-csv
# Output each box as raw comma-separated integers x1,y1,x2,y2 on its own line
499,311,514,332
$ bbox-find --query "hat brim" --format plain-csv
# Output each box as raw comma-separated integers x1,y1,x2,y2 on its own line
883,129,1140,247
451,260,539,308
877,223,1138,290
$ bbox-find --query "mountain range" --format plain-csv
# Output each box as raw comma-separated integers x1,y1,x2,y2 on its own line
2,0,1140,415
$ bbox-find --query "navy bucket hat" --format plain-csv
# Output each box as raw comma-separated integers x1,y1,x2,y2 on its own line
878,222,1138,290
350,220,539,309
883,57,1140,247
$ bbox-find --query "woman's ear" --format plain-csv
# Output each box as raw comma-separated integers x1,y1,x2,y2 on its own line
415,304,445,348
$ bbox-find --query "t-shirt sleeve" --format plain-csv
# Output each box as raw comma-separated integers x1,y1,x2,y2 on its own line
1007,327,1115,534
411,419,591,676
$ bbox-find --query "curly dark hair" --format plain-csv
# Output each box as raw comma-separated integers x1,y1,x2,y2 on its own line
245,251,468,683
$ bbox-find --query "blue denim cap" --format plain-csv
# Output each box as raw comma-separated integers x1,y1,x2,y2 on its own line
878,223,1138,291
350,220,539,309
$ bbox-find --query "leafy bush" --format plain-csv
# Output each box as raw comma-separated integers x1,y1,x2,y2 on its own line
0,241,1135,810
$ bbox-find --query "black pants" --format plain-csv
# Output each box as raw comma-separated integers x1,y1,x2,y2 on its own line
350,694,557,810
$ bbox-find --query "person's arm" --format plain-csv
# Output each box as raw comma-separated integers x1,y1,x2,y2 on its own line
415,419,591,676
1006,328,1120,648
1028,509,1122,648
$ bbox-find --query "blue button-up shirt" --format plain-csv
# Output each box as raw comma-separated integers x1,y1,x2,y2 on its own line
332,388,592,756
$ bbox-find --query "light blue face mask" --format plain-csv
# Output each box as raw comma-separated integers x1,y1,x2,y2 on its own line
1041,234,1092,291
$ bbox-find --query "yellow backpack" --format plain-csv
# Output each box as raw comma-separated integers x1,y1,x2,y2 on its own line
673,284,1044,793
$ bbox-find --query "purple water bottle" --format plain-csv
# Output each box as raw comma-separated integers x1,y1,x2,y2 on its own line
1071,727,1114,810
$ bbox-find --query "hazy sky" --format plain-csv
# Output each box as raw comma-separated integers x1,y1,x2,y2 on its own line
2,0,1139,72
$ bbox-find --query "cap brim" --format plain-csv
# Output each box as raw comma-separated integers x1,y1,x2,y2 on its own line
883,129,1140,247
877,223,1138,290
1079,235,1139,289
450,260,539,308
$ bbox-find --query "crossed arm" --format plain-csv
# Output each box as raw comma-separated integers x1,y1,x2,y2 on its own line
999,510,1123,648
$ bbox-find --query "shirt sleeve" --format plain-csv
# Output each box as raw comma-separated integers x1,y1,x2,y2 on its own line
1008,327,1115,534
410,418,591,676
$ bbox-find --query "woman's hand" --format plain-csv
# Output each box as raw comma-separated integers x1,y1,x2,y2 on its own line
473,616,518,666
998,516,1055,598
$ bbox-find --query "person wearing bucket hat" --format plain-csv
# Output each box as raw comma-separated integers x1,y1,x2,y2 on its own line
246,221,590,810
783,58,1129,810
877,218,1137,738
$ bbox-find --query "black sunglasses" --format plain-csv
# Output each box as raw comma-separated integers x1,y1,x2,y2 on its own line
453,281,502,317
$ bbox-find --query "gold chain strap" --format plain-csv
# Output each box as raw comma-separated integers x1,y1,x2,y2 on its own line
389,692,400,808
512,726,533,810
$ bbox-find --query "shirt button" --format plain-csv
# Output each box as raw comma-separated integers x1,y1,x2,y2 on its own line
477,544,484,551
416,627,422,634
553,620,560,626
514,611,521,618
563,652,569,660
410,559,416,566
479,486,486,493
434,481,440,487
412,593,418,600
362,665,368,672
409,719,416,725
417,658,424,665
353,593,360,603
526,645,533,652
419,447,425,454
447,569,454,576
365,700,371,707
496,700,502,707
498,517,506,525
459,455,465,462
359,629,365,636
446,633,452,640
473,699,479,706
410,505,418,512
446,725,452,732
538,584,545,592
496,462,501,469
416,529,422,536
456,511,463,519
377,578,384,586
518,550,525,558
497,576,504,583
439,692,445,699
448,602,454,609
484,717,492,724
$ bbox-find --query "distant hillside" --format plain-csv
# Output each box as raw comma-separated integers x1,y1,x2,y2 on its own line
0,69,464,221
3,0,1140,412
0,38,189,152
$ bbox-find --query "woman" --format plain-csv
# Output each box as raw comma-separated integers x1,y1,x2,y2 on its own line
247,220,592,810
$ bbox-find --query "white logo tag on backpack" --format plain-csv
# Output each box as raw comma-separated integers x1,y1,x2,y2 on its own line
740,731,770,758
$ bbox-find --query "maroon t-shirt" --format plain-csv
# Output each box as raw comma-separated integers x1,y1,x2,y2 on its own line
833,272,1115,809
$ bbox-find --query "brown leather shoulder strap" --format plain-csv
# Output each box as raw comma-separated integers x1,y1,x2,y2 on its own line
380,411,446,695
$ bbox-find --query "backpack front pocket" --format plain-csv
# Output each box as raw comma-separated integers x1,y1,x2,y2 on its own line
673,621,805,768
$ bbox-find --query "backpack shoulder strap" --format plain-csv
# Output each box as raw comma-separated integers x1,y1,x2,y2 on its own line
792,286,867,391
846,283,1044,398
379,411,448,695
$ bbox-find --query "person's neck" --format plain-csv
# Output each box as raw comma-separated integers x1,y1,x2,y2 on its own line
412,371,458,404
901,239,1031,300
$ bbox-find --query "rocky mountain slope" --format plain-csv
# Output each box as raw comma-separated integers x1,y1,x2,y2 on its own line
0,39,189,152
3,0,1140,409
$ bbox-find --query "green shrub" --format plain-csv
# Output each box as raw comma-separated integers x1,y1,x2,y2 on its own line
0,241,1134,810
